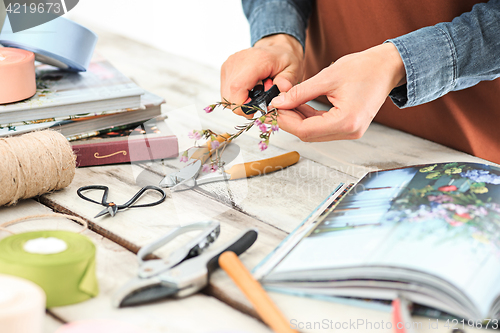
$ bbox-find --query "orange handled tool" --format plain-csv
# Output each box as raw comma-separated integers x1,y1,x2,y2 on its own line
219,251,298,333
169,151,300,191
226,151,300,180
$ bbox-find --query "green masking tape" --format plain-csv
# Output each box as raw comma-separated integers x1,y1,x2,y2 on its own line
0,230,98,308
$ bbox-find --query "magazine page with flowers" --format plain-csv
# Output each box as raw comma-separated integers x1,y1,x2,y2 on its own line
264,162,500,319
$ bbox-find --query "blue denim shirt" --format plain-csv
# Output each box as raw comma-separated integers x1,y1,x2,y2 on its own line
242,0,500,108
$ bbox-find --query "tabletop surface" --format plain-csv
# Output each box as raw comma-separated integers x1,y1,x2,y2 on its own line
0,26,496,333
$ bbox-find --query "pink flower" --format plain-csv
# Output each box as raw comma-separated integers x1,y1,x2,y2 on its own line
202,163,218,173
210,141,220,149
258,141,268,151
254,119,262,126
271,122,279,132
204,104,216,113
427,194,453,203
188,130,202,140
259,123,267,132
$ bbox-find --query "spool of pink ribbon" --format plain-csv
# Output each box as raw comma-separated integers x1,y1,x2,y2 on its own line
0,47,36,104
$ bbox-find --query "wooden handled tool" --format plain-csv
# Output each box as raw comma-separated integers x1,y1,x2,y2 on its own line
219,251,298,333
226,151,300,180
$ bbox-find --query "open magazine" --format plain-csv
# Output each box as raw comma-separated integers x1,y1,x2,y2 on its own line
254,162,500,320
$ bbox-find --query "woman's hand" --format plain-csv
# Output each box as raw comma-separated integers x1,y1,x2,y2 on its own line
220,34,304,118
271,43,406,141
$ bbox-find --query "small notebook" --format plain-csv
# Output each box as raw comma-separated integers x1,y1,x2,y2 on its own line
71,119,178,167
255,162,500,320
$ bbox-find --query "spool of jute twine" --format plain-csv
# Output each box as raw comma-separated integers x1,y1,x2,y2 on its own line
0,130,75,206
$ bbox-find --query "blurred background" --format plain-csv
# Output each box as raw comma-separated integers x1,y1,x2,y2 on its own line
67,0,251,70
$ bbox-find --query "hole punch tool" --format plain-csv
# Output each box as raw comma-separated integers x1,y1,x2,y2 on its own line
112,221,258,308
77,185,166,218
241,78,280,115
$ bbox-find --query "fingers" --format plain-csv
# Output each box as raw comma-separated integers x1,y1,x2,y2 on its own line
220,34,305,119
221,51,273,118
277,106,365,142
271,71,330,110
293,104,323,118
276,109,334,142
273,66,300,93
271,43,406,143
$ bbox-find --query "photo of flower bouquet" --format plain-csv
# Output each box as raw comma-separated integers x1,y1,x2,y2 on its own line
386,162,500,254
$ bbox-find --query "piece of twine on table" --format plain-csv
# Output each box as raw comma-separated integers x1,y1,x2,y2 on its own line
0,130,76,206
0,213,88,235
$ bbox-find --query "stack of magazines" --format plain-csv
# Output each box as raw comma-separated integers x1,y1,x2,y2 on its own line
0,54,164,141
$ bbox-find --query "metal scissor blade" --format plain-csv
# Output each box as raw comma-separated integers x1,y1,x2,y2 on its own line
169,177,197,192
258,102,268,112
158,174,178,188
159,160,202,188
113,277,178,308
191,170,231,186
94,207,109,218
170,145,241,192
119,284,178,307
94,205,117,218
169,170,230,192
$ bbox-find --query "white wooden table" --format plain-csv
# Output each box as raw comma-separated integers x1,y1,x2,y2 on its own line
0,26,496,333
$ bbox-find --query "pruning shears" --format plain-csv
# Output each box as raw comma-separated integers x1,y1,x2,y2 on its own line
241,78,280,115
112,221,258,307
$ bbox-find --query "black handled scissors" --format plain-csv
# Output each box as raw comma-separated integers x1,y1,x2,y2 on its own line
241,78,280,115
77,185,166,218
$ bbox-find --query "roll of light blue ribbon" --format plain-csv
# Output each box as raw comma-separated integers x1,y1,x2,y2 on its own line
0,16,97,72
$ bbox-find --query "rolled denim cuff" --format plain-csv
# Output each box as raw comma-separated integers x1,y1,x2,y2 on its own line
386,26,457,108
247,1,307,49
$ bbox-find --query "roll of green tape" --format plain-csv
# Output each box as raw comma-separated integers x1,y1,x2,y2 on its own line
0,230,98,308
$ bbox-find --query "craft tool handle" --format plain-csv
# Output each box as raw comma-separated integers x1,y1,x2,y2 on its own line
227,151,300,180
190,133,231,163
206,229,258,275
219,251,298,333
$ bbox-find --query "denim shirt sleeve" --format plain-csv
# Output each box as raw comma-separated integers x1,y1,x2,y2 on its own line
387,0,500,108
242,0,313,49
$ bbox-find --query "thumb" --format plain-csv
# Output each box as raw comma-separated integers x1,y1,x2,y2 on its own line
271,74,326,109
273,69,298,93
